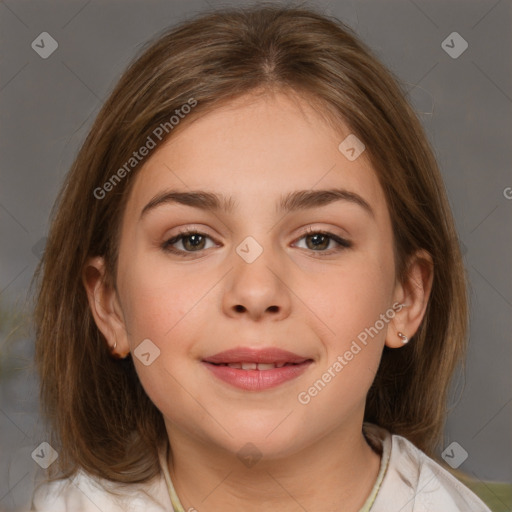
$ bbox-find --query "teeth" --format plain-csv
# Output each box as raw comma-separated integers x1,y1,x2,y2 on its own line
257,363,276,371
224,362,292,370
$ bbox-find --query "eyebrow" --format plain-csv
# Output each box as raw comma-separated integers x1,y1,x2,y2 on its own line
139,187,374,220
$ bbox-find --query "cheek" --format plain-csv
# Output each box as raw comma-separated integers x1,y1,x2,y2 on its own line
118,262,212,407
306,244,395,390
119,256,216,352
318,257,395,340
297,261,393,420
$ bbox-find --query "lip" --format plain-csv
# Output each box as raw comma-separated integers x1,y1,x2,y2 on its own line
203,347,310,365
202,347,313,391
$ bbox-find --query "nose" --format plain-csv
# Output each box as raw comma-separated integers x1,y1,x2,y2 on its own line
222,240,292,322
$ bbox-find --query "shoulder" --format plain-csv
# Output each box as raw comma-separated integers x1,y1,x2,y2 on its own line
365,424,491,512
30,467,172,512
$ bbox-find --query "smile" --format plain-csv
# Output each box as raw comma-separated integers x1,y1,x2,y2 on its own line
202,347,314,391
211,362,300,370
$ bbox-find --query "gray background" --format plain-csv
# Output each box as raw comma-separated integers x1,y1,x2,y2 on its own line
0,0,511,510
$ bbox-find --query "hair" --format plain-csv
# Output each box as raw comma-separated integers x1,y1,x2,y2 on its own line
32,2,468,484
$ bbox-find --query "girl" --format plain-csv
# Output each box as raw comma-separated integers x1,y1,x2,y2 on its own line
31,3,491,511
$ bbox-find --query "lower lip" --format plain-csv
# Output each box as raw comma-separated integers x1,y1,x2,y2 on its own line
202,361,313,391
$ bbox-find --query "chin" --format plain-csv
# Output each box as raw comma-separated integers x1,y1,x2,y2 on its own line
205,415,309,460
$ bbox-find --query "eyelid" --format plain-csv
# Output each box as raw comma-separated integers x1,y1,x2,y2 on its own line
298,225,349,240
161,225,352,257
295,226,352,251
162,226,218,250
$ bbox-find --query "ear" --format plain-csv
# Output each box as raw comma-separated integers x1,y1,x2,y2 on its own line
386,249,434,348
82,256,130,358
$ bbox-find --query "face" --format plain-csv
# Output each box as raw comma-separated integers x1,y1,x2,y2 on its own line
95,91,409,458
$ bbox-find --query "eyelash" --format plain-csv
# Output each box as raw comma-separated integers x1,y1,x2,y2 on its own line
161,226,352,258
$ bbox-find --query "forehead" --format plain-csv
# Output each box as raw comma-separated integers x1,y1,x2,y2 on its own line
123,91,388,221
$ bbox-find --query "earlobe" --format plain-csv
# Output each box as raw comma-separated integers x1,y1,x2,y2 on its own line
82,256,130,358
396,331,409,344
386,249,434,349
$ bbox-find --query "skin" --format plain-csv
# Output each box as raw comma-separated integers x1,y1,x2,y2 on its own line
84,90,433,511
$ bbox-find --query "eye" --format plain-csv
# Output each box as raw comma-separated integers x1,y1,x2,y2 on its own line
293,227,352,255
162,229,217,257
161,227,352,258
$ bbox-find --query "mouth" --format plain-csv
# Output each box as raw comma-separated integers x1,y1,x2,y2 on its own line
202,347,314,391
207,361,303,370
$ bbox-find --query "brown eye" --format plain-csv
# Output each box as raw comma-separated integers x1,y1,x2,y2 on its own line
162,230,216,256
305,232,330,250
181,233,207,251
294,229,352,255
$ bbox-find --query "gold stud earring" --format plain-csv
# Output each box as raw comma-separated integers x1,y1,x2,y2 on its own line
109,340,118,356
397,332,408,344
110,340,127,359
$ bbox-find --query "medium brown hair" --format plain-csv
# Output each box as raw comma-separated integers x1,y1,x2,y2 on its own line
32,2,468,483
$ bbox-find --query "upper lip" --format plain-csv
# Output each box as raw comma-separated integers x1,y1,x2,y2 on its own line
203,347,311,365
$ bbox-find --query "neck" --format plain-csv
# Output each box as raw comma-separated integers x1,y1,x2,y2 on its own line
165,421,381,512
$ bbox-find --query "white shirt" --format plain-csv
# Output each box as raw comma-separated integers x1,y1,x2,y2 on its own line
29,423,491,511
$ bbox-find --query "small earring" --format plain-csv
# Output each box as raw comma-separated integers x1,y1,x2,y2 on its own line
109,340,128,360
397,332,408,344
